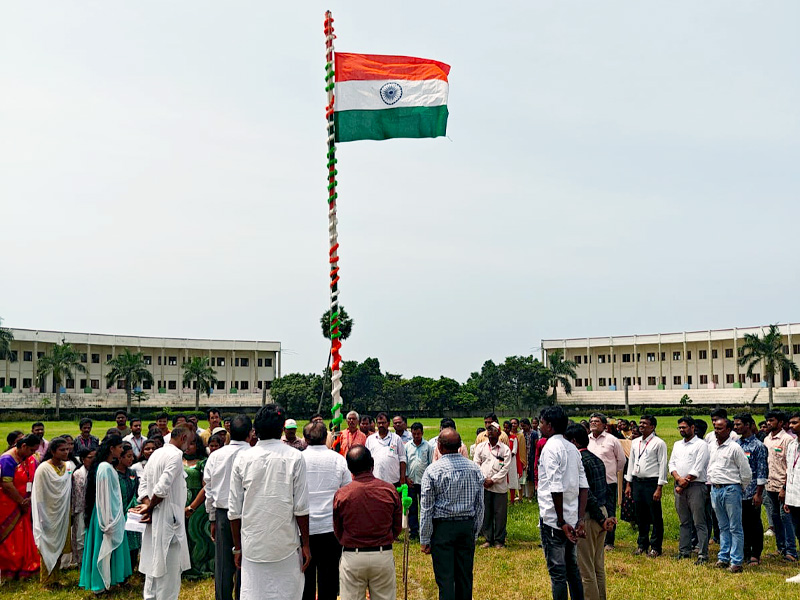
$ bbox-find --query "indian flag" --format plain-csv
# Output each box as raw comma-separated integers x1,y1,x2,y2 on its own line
333,53,450,142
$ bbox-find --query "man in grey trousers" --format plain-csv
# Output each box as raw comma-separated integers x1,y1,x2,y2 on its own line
204,414,253,600
668,416,711,564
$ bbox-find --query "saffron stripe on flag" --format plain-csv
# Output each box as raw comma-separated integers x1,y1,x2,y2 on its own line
334,105,448,142
335,79,448,112
335,53,450,83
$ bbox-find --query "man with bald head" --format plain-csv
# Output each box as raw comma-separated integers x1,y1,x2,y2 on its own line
420,428,485,600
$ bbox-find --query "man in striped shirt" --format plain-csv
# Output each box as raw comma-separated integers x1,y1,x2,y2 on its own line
420,428,485,600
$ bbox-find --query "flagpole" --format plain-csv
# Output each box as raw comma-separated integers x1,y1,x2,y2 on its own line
324,11,344,432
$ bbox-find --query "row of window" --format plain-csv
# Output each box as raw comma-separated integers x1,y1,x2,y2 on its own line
12,351,273,368
0,377,273,391
574,344,800,365
574,372,762,387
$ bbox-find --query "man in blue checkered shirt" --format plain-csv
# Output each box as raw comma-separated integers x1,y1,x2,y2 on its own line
420,428,485,600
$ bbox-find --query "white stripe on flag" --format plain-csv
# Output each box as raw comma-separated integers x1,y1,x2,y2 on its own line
335,79,448,112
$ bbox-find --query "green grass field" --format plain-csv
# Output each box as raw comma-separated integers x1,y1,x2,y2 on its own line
2,415,798,598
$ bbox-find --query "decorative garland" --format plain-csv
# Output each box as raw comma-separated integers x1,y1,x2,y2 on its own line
324,11,344,432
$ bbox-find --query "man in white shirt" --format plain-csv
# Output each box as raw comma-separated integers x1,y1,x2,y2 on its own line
123,417,145,460
784,412,800,584
229,404,310,600
624,415,668,557
365,412,407,486
203,414,253,600
668,416,710,563
707,418,752,572
538,406,588,600
704,408,740,443
473,421,511,549
301,421,351,600
135,424,193,600
587,413,626,550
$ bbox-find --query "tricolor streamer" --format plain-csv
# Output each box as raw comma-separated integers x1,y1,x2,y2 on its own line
324,11,344,431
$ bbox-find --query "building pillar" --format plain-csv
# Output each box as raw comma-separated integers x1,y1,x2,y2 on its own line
160,348,165,392
708,333,714,388
253,350,257,393
586,339,592,390
86,343,92,392
609,338,615,390
658,334,663,389
683,334,688,388
634,336,639,388
32,340,38,392
734,329,741,387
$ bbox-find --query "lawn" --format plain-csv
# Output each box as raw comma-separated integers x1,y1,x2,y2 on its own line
2,414,798,599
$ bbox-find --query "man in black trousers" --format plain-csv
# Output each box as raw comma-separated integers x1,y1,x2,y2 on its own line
420,428,485,600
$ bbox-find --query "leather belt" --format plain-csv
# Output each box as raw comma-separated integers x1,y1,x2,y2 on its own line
343,544,393,553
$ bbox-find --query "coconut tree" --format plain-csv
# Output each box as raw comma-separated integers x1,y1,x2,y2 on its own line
36,343,86,419
546,348,578,404
106,348,154,415
0,318,15,391
182,356,218,411
737,324,800,411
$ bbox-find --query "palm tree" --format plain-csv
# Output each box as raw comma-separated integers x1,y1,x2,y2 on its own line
36,343,86,419
546,348,578,404
182,356,218,411
0,318,15,391
320,306,354,340
737,324,800,411
317,306,355,414
106,348,154,415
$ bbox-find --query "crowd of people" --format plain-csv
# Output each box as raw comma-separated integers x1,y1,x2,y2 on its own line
0,406,799,600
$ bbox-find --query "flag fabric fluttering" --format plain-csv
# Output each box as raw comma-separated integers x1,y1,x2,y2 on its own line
333,52,450,142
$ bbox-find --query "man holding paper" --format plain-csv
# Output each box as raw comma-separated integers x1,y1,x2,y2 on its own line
134,424,192,600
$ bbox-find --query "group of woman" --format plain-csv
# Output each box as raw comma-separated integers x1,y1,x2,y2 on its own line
0,422,223,590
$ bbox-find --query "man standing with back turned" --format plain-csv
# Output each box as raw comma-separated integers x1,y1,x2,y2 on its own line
420,428,485,600
228,405,311,600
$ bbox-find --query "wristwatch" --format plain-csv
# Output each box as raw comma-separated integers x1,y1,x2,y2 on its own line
556,519,566,528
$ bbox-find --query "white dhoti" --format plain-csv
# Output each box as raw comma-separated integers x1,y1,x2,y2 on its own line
241,550,304,600
143,541,184,600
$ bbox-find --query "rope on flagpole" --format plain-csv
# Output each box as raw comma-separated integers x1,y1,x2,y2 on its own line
324,11,344,432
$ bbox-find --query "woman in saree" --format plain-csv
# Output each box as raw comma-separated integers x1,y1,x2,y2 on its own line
79,435,132,592
32,437,73,586
183,432,214,578
115,442,141,570
0,434,41,580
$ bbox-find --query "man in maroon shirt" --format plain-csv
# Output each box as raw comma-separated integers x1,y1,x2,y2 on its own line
333,445,402,600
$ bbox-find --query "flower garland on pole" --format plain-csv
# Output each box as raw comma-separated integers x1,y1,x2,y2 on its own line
324,11,344,433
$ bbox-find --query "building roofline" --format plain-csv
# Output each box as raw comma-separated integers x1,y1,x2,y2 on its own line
8,327,281,347
542,322,797,345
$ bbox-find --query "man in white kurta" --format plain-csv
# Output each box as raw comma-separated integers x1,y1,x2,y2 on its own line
229,404,311,600
136,425,192,600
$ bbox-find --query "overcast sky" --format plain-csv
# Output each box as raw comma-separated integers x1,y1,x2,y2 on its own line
2,2,798,381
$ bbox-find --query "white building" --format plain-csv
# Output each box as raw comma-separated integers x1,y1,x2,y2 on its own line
542,323,800,406
1,328,281,409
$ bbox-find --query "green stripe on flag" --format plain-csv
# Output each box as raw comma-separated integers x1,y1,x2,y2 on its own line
334,105,448,142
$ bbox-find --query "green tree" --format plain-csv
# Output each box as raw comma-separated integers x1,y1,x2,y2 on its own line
473,360,503,413
106,348,155,415
181,356,219,412
546,348,578,404
36,343,86,419
424,377,461,417
271,372,325,417
0,318,15,391
737,324,800,411
499,355,550,414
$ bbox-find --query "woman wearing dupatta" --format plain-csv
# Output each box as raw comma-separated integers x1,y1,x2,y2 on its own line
116,442,141,570
31,437,73,585
79,435,132,592
0,434,41,580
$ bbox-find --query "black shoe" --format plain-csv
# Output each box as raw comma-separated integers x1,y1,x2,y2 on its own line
676,553,692,560
695,556,708,565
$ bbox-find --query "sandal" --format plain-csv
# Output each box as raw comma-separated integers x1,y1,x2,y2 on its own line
748,557,760,566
